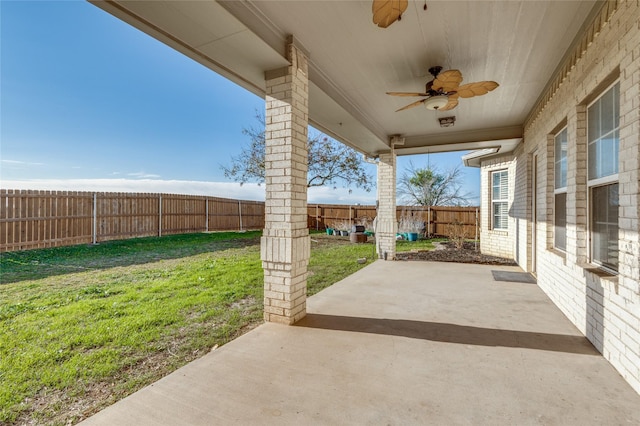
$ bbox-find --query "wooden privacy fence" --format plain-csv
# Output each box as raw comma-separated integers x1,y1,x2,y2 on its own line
0,190,479,252
308,204,479,238
0,190,265,252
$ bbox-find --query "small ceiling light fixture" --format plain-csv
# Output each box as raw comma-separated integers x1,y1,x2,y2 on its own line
438,116,456,128
424,95,449,110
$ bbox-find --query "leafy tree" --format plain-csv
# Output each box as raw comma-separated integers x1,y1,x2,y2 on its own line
398,162,471,206
222,113,373,192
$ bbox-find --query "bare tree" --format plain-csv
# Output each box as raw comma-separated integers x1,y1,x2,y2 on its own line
398,162,472,206
221,113,373,192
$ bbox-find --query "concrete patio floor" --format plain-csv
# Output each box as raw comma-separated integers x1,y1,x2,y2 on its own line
81,261,640,425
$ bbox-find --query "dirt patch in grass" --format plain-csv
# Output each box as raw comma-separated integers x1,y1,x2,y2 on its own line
18,381,118,426
396,241,517,265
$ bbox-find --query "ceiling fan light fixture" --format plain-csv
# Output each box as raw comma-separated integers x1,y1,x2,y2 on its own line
424,95,449,110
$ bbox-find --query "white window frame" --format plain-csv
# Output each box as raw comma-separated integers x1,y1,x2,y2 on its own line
491,169,509,230
554,127,568,251
587,80,620,272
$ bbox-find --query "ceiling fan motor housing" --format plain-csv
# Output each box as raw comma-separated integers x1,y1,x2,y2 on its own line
424,95,449,110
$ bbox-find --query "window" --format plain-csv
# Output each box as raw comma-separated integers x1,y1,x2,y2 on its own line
588,82,619,271
554,128,568,251
491,170,508,230
591,184,618,270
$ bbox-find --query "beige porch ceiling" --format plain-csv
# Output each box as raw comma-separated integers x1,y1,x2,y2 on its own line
90,0,598,157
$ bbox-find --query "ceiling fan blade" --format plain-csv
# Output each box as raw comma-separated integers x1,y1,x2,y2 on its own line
432,70,463,92
372,0,408,28
396,99,426,112
456,81,499,98
386,91,430,97
438,94,459,111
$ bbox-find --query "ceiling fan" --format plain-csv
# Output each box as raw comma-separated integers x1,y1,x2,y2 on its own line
386,66,499,111
372,0,408,28
372,0,428,28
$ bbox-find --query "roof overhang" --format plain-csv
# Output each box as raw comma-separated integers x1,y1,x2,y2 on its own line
461,138,522,168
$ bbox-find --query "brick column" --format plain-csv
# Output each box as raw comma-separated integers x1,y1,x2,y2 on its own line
261,37,310,325
544,133,555,249
567,105,588,265
618,54,640,295
376,145,397,260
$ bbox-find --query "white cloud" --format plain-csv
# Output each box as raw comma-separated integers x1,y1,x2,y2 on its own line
0,179,378,204
1,179,267,201
1,159,44,166
308,186,376,205
128,172,161,179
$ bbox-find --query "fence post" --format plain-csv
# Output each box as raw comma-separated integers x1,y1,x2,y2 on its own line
158,195,162,237
92,193,97,244
475,208,479,251
427,205,431,237
238,200,243,231
205,199,209,232
315,204,319,230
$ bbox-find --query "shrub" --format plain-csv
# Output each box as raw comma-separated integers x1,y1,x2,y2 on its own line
447,221,468,249
334,220,352,232
398,214,424,234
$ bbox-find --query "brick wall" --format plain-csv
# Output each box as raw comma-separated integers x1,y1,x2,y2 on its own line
484,0,640,394
479,155,517,259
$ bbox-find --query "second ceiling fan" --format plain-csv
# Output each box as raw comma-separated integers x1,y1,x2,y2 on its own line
387,66,499,111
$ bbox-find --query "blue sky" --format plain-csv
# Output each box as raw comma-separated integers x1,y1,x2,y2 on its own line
1,0,479,205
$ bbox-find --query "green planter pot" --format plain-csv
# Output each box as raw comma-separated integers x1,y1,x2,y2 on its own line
407,232,418,242
326,228,334,235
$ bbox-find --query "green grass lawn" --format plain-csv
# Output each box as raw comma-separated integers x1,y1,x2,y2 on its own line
0,231,261,284
396,238,441,252
1,231,418,425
